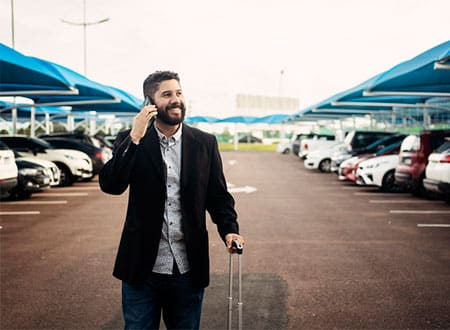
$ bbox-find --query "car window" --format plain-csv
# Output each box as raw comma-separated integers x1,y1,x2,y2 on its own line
29,137,53,149
429,135,450,152
435,141,450,153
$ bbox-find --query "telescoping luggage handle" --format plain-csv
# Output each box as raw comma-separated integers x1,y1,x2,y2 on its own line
227,239,244,330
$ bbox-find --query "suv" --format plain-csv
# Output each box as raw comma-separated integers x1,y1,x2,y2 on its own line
0,135,93,186
331,130,396,172
0,141,18,198
395,130,450,196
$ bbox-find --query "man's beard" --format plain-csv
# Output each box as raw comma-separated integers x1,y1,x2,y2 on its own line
157,102,186,125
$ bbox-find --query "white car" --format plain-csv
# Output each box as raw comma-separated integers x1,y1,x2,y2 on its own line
0,136,92,186
423,141,450,199
14,151,61,186
356,154,403,192
298,135,336,159
304,143,345,172
0,141,18,198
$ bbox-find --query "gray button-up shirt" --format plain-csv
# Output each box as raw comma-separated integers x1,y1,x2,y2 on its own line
152,124,190,275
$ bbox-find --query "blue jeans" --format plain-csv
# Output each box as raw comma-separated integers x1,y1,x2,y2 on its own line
122,272,204,330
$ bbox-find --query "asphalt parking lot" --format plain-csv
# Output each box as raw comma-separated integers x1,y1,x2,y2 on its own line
1,151,449,330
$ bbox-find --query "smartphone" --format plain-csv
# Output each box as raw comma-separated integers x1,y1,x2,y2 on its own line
143,96,154,107
143,96,157,127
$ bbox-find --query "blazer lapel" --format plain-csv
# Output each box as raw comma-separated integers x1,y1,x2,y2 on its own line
181,125,196,192
141,126,166,181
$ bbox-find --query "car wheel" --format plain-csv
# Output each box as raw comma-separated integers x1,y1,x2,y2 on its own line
56,164,74,186
318,159,331,172
282,148,290,155
381,170,402,193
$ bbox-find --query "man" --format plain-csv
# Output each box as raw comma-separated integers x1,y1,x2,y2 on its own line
99,71,244,330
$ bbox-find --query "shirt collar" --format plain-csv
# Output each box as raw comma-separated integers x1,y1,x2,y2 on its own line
155,123,183,142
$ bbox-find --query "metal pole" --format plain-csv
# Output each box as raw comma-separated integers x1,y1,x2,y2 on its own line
83,0,87,76
30,105,36,137
60,0,109,77
237,254,243,330
227,253,233,330
10,0,15,48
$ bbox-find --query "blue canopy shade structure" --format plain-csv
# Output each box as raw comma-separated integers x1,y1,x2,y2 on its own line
364,40,450,97
69,86,142,113
184,116,220,123
252,114,292,124
0,43,77,96
217,116,259,124
27,58,119,107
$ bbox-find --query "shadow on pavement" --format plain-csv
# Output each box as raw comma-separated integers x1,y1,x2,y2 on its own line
203,273,288,330
100,273,288,330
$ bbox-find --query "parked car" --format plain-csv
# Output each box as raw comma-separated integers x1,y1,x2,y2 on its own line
304,143,345,172
38,131,99,147
38,131,113,162
339,140,403,182
0,135,93,186
292,133,316,156
0,141,18,199
330,131,399,172
238,135,262,143
8,159,52,199
356,154,403,192
395,130,450,196
298,134,336,159
40,137,110,176
13,151,61,187
423,140,450,200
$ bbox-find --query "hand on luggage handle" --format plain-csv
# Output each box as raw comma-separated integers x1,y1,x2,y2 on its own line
232,239,244,255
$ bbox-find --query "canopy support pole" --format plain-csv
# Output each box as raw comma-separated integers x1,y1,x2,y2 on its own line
30,105,36,137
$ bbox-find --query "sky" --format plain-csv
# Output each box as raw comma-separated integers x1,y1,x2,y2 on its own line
1,0,450,118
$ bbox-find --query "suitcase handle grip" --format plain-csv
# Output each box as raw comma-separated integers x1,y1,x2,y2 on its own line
232,239,244,254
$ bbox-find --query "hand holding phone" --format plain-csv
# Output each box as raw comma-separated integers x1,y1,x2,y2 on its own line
130,96,157,144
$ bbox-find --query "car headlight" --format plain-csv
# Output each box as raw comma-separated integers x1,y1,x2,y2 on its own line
19,168,39,176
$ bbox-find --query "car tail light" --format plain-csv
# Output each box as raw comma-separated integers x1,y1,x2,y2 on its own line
96,151,108,162
440,155,450,163
304,143,308,150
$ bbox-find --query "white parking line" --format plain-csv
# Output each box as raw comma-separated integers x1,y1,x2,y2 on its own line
390,210,450,214
355,192,410,196
0,211,40,215
35,192,88,197
4,200,68,205
370,199,443,204
58,186,99,191
417,224,450,228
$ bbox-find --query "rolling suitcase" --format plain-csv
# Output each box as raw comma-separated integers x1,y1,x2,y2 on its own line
227,240,244,330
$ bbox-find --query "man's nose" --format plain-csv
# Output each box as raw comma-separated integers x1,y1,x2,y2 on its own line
170,94,181,104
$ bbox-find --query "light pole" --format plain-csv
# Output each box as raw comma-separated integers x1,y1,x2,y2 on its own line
61,0,109,76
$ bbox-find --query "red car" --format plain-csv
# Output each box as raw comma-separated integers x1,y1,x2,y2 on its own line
395,130,450,196
340,140,403,182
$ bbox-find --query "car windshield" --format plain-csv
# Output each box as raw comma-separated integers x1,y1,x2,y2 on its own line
435,141,450,153
0,140,10,150
400,135,420,152
30,137,54,149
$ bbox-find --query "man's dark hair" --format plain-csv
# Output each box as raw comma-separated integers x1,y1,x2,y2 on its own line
143,71,180,99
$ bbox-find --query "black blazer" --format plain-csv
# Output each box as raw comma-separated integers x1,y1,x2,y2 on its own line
99,124,238,288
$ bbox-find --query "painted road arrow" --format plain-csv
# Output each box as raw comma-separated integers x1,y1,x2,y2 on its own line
228,185,257,194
